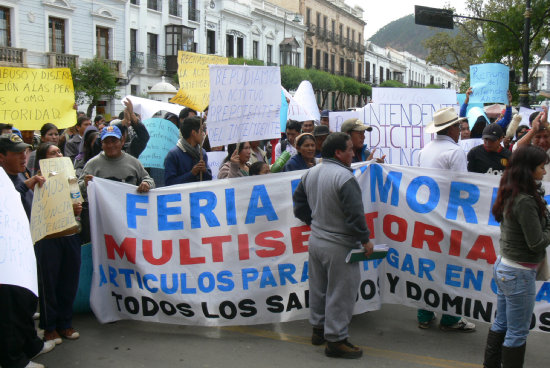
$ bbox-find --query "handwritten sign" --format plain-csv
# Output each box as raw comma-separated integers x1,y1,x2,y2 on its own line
0,168,38,295
30,172,78,243
470,63,509,104
207,65,281,147
39,157,75,178
0,67,75,130
169,51,228,111
206,151,227,179
138,118,179,169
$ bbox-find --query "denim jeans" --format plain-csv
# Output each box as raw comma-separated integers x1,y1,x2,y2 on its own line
490,257,536,347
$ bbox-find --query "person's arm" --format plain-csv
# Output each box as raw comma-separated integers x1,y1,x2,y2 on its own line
164,152,198,185
516,196,550,254
127,118,150,158
338,178,370,245
466,149,474,172
459,87,472,118
136,161,155,191
274,142,282,160
292,179,312,225
515,114,541,149
496,91,513,129
202,149,213,180
450,148,468,172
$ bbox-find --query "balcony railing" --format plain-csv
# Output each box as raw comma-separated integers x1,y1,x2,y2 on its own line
130,51,144,69
46,52,78,68
169,0,181,17
188,8,200,22
316,27,327,39
103,59,123,77
327,31,336,43
147,54,166,70
0,46,27,66
306,24,316,35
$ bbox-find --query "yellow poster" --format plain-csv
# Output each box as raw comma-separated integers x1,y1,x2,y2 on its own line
169,51,228,112
0,67,76,130
39,157,76,178
30,172,78,244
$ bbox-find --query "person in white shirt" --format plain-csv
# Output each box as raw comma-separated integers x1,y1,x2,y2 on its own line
274,120,301,160
416,107,475,332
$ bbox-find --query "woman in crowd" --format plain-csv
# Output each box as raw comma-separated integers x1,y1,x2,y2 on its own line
484,145,550,368
34,142,83,345
28,123,59,175
218,142,251,178
283,133,316,172
74,128,100,178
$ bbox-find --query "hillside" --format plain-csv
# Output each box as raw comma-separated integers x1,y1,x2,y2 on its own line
368,14,457,59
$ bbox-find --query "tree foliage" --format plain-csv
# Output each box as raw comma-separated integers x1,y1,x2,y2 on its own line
71,58,119,117
228,57,265,66
424,0,550,79
380,80,407,88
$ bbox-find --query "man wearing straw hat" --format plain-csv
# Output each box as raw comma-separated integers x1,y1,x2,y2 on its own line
416,107,476,332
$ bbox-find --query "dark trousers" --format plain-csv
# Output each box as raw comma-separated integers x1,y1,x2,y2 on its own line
0,285,44,368
35,234,81,332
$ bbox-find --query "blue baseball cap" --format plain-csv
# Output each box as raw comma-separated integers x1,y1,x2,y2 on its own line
100,125,122,140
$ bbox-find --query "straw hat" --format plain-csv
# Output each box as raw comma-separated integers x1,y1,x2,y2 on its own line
425,107,467,133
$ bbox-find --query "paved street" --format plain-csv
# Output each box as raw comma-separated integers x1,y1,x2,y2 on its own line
35,304,549,367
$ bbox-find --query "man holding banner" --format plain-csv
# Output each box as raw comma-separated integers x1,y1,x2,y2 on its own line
293,132,373,359
417,108,475,332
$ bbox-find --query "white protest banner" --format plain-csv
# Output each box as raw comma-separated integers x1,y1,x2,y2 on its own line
125,95,183,121
328,110,360,133
519,107,537,126
470,63,509,104
88,164,550,331
30,172,78,243
288,81,320,122
206,151,228,179
138,118,179,169
361,88,457,166
459,138,483,156
0,168,38,295
207,65,281,147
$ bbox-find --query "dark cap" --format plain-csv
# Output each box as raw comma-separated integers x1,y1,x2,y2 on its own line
313,125,330,136
321,110,330,118
0,133,30,152
482,123,504,141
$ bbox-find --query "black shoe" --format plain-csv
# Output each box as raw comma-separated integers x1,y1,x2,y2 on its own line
502,344,526,368
311,327,325,345
483,330,505,368
325,339,363,359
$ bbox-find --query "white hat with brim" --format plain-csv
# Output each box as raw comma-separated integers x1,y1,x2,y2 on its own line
425,107,467,134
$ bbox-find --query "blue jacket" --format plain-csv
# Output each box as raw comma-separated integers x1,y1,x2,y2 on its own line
352,144,371,163
283,153,311,172
460,103,512,131
164,146,212,185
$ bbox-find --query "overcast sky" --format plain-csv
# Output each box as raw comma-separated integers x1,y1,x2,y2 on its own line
344,0,468,39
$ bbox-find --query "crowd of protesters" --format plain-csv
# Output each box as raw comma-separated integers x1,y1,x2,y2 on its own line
1,85,550,367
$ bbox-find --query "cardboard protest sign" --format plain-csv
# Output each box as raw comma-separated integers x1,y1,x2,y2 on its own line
39,157,75,178
138,118,179,169
87,164,550,331
206,151,227,179
30,172,78,243
0,167,38,295
358,88,458,166
207,65,281,147
0,67,75,130
470,63,509,104
125,95,183,121
169,51,228,111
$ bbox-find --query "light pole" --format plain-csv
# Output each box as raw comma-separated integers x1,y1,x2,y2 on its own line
415,3,533,107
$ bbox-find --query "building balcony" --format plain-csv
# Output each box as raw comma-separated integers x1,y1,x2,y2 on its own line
327,31,336,43
306,24,316,35
0,46,27,67
317,27,327,39
103,59,123,78
46,52,78,68
130,51,144,70
147,54,166,71
188,8,200,22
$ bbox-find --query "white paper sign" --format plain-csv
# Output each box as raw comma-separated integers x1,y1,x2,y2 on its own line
207,65,281,146
124,95,183,121
206,151,228,179
288,81,320,122
0,168,38,295
519,107,537,127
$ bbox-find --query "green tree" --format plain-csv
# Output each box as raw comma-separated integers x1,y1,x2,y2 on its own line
228,57,265,66
280,65,308,91
308,69,336,108
71,58,119,117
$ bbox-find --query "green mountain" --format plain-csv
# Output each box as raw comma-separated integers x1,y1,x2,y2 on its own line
368,14,457,59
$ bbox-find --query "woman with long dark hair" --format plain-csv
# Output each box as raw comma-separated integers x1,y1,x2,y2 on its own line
34,142,83,345
218,142,251,178
484,145,550,368
28,123,60,175
283,133,316,172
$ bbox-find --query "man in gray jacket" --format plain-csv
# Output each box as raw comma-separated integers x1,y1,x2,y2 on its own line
293,132,373,359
